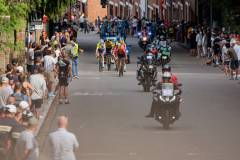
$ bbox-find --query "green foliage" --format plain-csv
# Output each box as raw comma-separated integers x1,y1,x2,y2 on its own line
44,0,75,21
0,0,28,51
0,0,75,51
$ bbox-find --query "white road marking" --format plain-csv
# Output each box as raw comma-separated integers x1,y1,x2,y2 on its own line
72,92,120,96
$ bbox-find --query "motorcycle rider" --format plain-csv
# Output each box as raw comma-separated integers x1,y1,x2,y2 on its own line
96,39,105,68
145,71,182,118
137,46,157,85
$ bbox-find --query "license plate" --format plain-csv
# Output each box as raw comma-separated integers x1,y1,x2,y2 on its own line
149,65,153,69
162,89,173,97
147,55,153,60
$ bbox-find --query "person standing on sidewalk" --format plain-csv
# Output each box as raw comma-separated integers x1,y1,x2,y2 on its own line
202,30,208,57
43,49,57,97
30,66,47,119
196,29,203,58
71,39,84,79
15,117,39,160
49,116,79,160
26,43,35,74
227,41,239,80
57,52,72,104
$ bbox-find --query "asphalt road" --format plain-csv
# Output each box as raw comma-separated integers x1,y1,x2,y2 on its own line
39,32,240,160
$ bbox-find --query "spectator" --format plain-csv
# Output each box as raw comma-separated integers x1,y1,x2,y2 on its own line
49,116,79,160
189,29,197,56
0,77,14,106
30,66,47,119
222,41,231,78
13,82,29,106
6,95,16,105
57,52,72,104
71,39,80,79
227,41,239,80
233,39,240,76
83,16,89,34
2,104,25,160
202,30,208,57
26,43,35,74
43,48,57,98
15,117,39,160
60,31,67,47
18,74,33,106
79,14,84,31
196,29,203,58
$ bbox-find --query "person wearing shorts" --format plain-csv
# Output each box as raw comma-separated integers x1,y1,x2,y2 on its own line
227,42,239,80
30,66,47,118
57,53,72,104
44,49,57,97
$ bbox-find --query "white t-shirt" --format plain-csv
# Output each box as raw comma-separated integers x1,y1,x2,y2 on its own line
233,45,240,60
16,130,39,160
196,32,203,46
44,55,57,71
30,74,47,100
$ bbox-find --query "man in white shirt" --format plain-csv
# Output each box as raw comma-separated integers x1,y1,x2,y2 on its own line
232,39,240,75
49,116,79,160
16,117,39,160
196,30,203,58
30,66,47,118
43,49,57,97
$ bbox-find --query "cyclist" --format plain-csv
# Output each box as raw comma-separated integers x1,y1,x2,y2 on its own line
96,39,105,68
114,41,127,73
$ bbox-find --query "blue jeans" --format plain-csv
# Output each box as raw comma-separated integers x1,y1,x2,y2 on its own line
72,57,79,77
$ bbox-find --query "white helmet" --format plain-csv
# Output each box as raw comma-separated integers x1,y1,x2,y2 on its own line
163,72,171,79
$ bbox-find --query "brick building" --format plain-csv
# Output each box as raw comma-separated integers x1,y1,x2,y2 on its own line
106,0,196,24
77,0,107,24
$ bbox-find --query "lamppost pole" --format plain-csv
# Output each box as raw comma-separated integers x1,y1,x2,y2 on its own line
210,0,213,28
145,0,148,18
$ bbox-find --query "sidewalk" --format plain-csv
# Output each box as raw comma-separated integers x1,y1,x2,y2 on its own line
36,80,58,135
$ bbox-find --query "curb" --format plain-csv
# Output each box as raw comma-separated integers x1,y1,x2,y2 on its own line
36,83,59,135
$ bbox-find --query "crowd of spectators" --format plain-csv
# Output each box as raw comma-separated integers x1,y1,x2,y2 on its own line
0,26,83,160
172,22,240,80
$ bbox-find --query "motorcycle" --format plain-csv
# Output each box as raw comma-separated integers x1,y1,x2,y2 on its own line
152,83,181,129
137,53,157,92
159,45,171,66
138,32,151,51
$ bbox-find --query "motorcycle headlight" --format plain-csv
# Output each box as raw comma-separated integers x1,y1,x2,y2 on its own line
143,37,147,41
149,65,153,69
159,95,166,102
170,96,176,102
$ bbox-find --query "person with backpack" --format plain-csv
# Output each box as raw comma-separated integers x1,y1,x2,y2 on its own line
56,52,72,104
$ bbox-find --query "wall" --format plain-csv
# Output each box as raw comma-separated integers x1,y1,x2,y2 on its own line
87,0,107,23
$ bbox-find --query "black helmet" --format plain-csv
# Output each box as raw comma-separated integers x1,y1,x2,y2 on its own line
162,64,171,73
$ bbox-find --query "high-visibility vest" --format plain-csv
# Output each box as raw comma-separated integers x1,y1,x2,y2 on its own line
73,42,79,57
